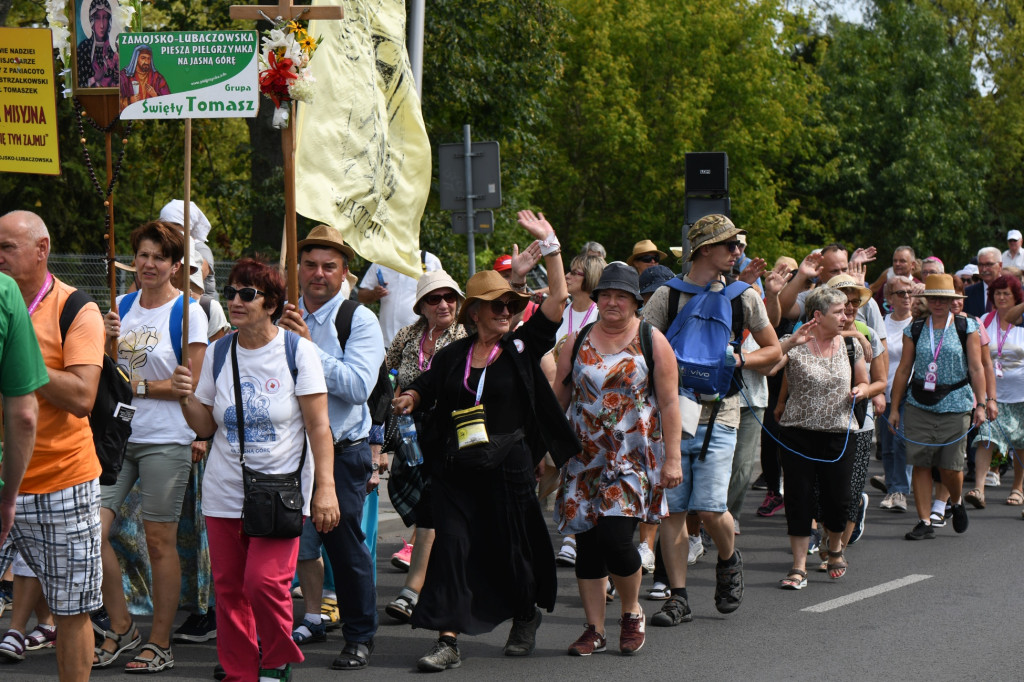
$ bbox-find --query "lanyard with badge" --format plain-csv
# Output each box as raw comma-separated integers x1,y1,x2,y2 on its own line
451,343,500,449
27,272,53,316
924,312,952,391
995,319,1012,378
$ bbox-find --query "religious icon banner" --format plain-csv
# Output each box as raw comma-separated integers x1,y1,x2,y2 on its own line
117,30,260,119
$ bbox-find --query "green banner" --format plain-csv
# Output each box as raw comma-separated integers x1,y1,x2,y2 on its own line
117,31,259,119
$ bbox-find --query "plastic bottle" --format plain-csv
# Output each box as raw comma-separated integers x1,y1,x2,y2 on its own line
392,370,423,465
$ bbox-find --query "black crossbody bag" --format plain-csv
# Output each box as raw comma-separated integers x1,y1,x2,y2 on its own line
232,334,306,538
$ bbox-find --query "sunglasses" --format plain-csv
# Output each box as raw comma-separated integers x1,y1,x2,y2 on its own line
891,290,913,298
635,254,660,264
722,240,743,252
566,270,585,277
422,292,458,306
489,298,522,315
224,285,265,302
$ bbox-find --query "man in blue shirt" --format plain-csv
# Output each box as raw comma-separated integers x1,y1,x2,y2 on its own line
280,225,384,670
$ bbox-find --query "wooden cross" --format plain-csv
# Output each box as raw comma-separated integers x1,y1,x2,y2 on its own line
229,0,344,305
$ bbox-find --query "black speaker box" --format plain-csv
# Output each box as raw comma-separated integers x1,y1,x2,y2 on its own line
684,196,731,226
685,152,728,195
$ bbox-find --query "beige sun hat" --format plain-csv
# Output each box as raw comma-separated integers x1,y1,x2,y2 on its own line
918,273,966,299
826,274,872,308
413,270,465,315
626,239,668,266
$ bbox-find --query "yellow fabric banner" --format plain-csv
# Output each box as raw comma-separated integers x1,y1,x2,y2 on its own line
295,0,431,278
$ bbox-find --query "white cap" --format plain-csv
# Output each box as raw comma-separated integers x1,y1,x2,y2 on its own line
1008,229,1022,241
160,200,212,243
956,264,979,277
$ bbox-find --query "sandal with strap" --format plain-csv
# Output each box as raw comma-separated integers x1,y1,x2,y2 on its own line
779,569,808,590
827,550,848,580
1006,489,1024,506
25,624,57,651
331,639,374,670
124,642,174,674
964,488,986,509
93,620,142,668
0,629,26,662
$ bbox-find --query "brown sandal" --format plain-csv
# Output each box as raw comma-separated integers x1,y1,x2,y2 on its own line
827,550,847,580
965,488,986,509
1006,489,1024,506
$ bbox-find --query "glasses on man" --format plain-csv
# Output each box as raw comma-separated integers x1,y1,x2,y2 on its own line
422,292,458,306
635,254,660,264
722,241,743,252
891,290,913,298
978,261,999,269
224,285,265,302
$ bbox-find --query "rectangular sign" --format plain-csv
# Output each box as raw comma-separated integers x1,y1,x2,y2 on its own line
118,31,259,119
0,27,61,176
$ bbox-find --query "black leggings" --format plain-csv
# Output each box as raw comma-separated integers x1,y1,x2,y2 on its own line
574,517,641,580
779,427,855,536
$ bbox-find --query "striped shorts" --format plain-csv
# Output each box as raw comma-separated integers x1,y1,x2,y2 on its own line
0,478,103,616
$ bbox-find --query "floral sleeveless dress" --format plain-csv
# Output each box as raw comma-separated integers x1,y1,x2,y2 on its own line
555,330,667,535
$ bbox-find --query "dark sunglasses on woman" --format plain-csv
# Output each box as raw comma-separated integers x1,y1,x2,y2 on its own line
635,254,660,264
224,285,265,302
422,292,458,306
489,298,522,315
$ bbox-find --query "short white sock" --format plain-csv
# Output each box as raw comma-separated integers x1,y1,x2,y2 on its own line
304,613,322,625
323,590,337,600
931,500,946,516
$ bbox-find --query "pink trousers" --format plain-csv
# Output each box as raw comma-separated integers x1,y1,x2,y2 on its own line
206,516,303,681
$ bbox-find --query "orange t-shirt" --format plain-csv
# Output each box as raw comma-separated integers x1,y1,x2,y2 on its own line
20,278,104,494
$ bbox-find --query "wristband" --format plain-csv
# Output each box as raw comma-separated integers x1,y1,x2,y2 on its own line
510,281,528,292
540,232,561,256
986,398,997,404
400,391,415,400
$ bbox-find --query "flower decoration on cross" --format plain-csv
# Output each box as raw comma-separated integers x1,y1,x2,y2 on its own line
257,18,321,109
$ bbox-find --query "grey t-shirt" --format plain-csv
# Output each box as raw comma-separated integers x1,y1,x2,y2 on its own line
643,276,771,429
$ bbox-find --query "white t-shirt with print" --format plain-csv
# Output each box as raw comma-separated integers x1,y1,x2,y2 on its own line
197,329,327,518
116,294,209,445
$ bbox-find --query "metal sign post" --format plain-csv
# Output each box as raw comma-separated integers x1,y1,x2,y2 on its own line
463,125,476,276
438,130,501,276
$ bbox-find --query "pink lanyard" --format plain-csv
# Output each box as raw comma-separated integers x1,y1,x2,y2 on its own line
463,342,500,405
418,329,434,371
568,303,595,335
27,272,53,316
927,312,951,366
997,319,1011,358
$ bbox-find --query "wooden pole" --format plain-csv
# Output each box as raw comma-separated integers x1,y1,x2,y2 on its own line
181,119,192,404
282,101,298,305
105,131,117,359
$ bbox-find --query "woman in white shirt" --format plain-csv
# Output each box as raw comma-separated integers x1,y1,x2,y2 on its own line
876,275,916,511
172,259,338,682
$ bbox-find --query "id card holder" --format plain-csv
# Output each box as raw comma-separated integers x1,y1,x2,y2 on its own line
923,372,937,392
452,404,489,449
996,361,1004,378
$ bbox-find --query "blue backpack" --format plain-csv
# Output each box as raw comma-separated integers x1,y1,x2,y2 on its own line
663,278,749,399
118,291,193,365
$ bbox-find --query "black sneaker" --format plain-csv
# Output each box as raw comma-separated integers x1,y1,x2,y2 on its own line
751,474,768,491
714,550,744,614
174,610,217,643
848,492,868,545
90,606,111,644
951,502,969,533
649,594,692,627
417,640,461,672
905,520,936,541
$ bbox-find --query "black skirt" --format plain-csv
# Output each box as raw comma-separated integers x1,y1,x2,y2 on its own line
410,440,556,635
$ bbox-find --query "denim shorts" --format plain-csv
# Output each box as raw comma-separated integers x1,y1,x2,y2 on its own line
297,515,323,561
665,423,737,513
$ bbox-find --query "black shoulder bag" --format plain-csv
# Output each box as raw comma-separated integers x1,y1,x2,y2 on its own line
233,334,306,538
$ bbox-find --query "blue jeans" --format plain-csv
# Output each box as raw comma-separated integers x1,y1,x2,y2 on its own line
879,402,911,494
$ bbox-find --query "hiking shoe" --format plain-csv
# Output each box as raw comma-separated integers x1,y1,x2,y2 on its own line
391,539,413,572
951,502,969,533
291,617,327,645
891,492,908,512
650,594,692,627
321,597,341,630
619,608,645,655
417,640,461,672
869,475,888,494
756,492,784,517
503,607,541,656
567,624,606,656
173,610,217,643
637,541,655,574
807,528,822,555
687,535,705,565
385,593,416,624
879,493,895,510
647,582,670,601
905,520,936,541
714,550,744,614
556,538,577,567
90,606,111,641
929,511,946,528
849,492,868,545
751,473,768,490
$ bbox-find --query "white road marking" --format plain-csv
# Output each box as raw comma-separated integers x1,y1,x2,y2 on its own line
801,574,933,613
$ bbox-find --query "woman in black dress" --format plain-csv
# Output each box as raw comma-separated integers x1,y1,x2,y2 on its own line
392,210,577,672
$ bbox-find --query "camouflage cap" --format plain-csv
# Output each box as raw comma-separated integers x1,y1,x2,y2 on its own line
686,214,745,262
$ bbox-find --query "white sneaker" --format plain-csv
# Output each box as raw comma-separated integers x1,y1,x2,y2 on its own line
985,471,1001,487
879,493,895,510
556,538,577,567
891,492,908,512
687,535,705,565
637,541,656,574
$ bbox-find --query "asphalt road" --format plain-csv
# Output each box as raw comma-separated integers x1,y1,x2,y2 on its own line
5,460,1024,681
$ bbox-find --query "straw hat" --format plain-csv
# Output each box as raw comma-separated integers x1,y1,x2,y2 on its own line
413,270,465,315
669,246,684,259
626,239,668,266
685,215,745,261
296,224,355,261
456,270,530,325
825,274,872,308
918,273,965,299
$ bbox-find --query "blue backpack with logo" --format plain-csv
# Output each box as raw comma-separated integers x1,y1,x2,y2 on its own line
663,278,749,399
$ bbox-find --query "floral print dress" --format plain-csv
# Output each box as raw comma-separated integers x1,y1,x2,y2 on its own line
555,330,667,535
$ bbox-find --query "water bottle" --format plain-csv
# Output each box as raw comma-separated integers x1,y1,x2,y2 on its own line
397,414,423,466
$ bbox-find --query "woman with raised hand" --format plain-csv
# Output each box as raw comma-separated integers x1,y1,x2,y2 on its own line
552,262,681,657
170,259,338,682
773,286,869,588
392,211,577,672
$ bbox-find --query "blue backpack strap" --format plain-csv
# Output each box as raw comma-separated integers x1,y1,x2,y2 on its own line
170,295,184,365
117,290,138,320
212,333,234,383
283,329,300,379
724,280,751,300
